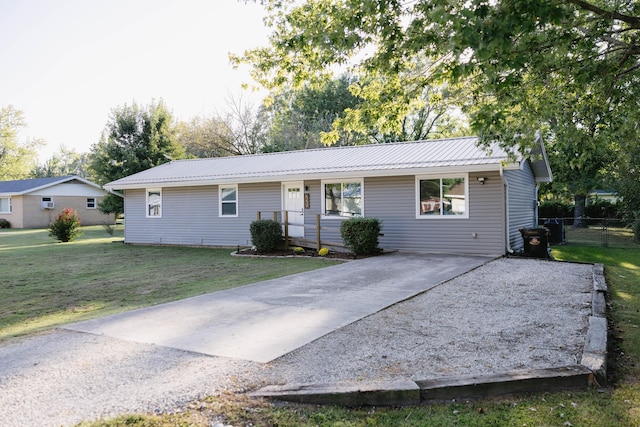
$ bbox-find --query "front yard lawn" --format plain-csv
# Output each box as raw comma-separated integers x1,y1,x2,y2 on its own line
0,226,334,341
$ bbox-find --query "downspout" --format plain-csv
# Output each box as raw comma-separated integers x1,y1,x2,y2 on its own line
535,183,540,226
500,163,514,254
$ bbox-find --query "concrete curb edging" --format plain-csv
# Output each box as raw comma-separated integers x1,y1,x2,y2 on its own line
251,262,609,406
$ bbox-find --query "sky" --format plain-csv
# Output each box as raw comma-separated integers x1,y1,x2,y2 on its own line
0,0,270,161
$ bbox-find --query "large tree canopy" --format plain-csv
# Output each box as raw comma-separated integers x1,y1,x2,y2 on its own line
90,100,185,216
237,0,639,145
90,100,185,185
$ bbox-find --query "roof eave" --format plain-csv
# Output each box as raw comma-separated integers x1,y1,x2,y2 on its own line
105,163,508,190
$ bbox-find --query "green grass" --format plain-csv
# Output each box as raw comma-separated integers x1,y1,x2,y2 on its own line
4,229,638,426
0,226,335,341
564,225,638,249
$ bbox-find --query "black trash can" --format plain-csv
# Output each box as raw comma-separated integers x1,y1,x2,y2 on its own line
544,219,564,245
519,228,550,258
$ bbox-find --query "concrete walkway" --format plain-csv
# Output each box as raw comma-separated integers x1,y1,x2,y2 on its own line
65,253,492,363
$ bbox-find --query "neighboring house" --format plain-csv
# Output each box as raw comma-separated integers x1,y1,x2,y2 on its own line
105,136,552,256
0,176,118,229
589,189,619,204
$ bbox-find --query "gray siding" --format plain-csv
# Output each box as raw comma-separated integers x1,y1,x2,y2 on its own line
304,173,506,256
124,183,281,246
123,173,509,256
503,162,537,251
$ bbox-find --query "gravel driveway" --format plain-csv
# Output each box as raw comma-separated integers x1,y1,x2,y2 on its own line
0,257,593,427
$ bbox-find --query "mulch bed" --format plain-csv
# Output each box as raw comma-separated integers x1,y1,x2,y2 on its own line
234,247,373,260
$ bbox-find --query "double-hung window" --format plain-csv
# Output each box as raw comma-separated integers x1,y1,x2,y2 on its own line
219,185,238,217
323,180,363,217
416,174,468,218
146,188,162,218
0,197,11,213
86,197,96,209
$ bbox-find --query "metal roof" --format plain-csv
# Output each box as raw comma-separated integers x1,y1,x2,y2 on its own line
106,137,545,190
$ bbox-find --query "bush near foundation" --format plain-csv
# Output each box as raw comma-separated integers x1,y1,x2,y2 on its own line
340,217,382,256
249,219,283,253
0,218,10,228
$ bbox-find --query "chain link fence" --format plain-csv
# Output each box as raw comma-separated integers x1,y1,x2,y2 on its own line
538,218,639,248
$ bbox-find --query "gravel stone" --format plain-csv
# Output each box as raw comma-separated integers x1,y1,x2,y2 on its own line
0,258,594,427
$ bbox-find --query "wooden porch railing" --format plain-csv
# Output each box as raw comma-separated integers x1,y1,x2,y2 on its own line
256,210,344,251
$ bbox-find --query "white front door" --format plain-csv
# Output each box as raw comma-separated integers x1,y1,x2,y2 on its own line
283,182,304,238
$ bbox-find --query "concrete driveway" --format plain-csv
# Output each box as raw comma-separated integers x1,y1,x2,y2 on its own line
65,253,492,363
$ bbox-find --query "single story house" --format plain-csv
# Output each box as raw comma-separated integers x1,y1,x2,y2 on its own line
105,136,552,256
0,175,118,229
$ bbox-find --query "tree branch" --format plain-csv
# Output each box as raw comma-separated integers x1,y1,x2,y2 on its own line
566,0,640,29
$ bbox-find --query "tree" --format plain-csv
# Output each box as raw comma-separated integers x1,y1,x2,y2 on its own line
175,95,266,157
31,146,91,178
238,1,638,143
90,100,185,216
263,74,368,151
0,106,43,180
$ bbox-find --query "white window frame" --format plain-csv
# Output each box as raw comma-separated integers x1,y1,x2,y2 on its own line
219,184,238,217
0,197,11,213
321,179,364,218
415,173,469,219
86,197,96,209
146,188,162,218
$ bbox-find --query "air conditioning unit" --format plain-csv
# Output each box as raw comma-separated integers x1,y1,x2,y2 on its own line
42,201,55,209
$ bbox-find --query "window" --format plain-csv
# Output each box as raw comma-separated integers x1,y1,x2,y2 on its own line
86,197,96,209
323,180,363,217
416,174,468,218
219,185,238,217
0,197,11,213
146,188,162,218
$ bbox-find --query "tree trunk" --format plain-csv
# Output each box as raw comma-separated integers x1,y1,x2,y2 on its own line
573,194,589,228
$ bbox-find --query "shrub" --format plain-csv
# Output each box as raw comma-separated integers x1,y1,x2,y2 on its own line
585,199,619,218
292,246,305,254
49,208,83,242
0,218,10,228
318,247,329,257
340,217,382,256
539,200,573,218
249,219,283,253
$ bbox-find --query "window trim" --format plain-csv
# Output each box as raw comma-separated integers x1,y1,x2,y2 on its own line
321,178,364,219
415,173,469,219
0,196,11,214
146,188,162,218
86,197,97,209
219,184,238,217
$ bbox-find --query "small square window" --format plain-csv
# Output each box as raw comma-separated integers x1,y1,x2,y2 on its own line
86,198,96,209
